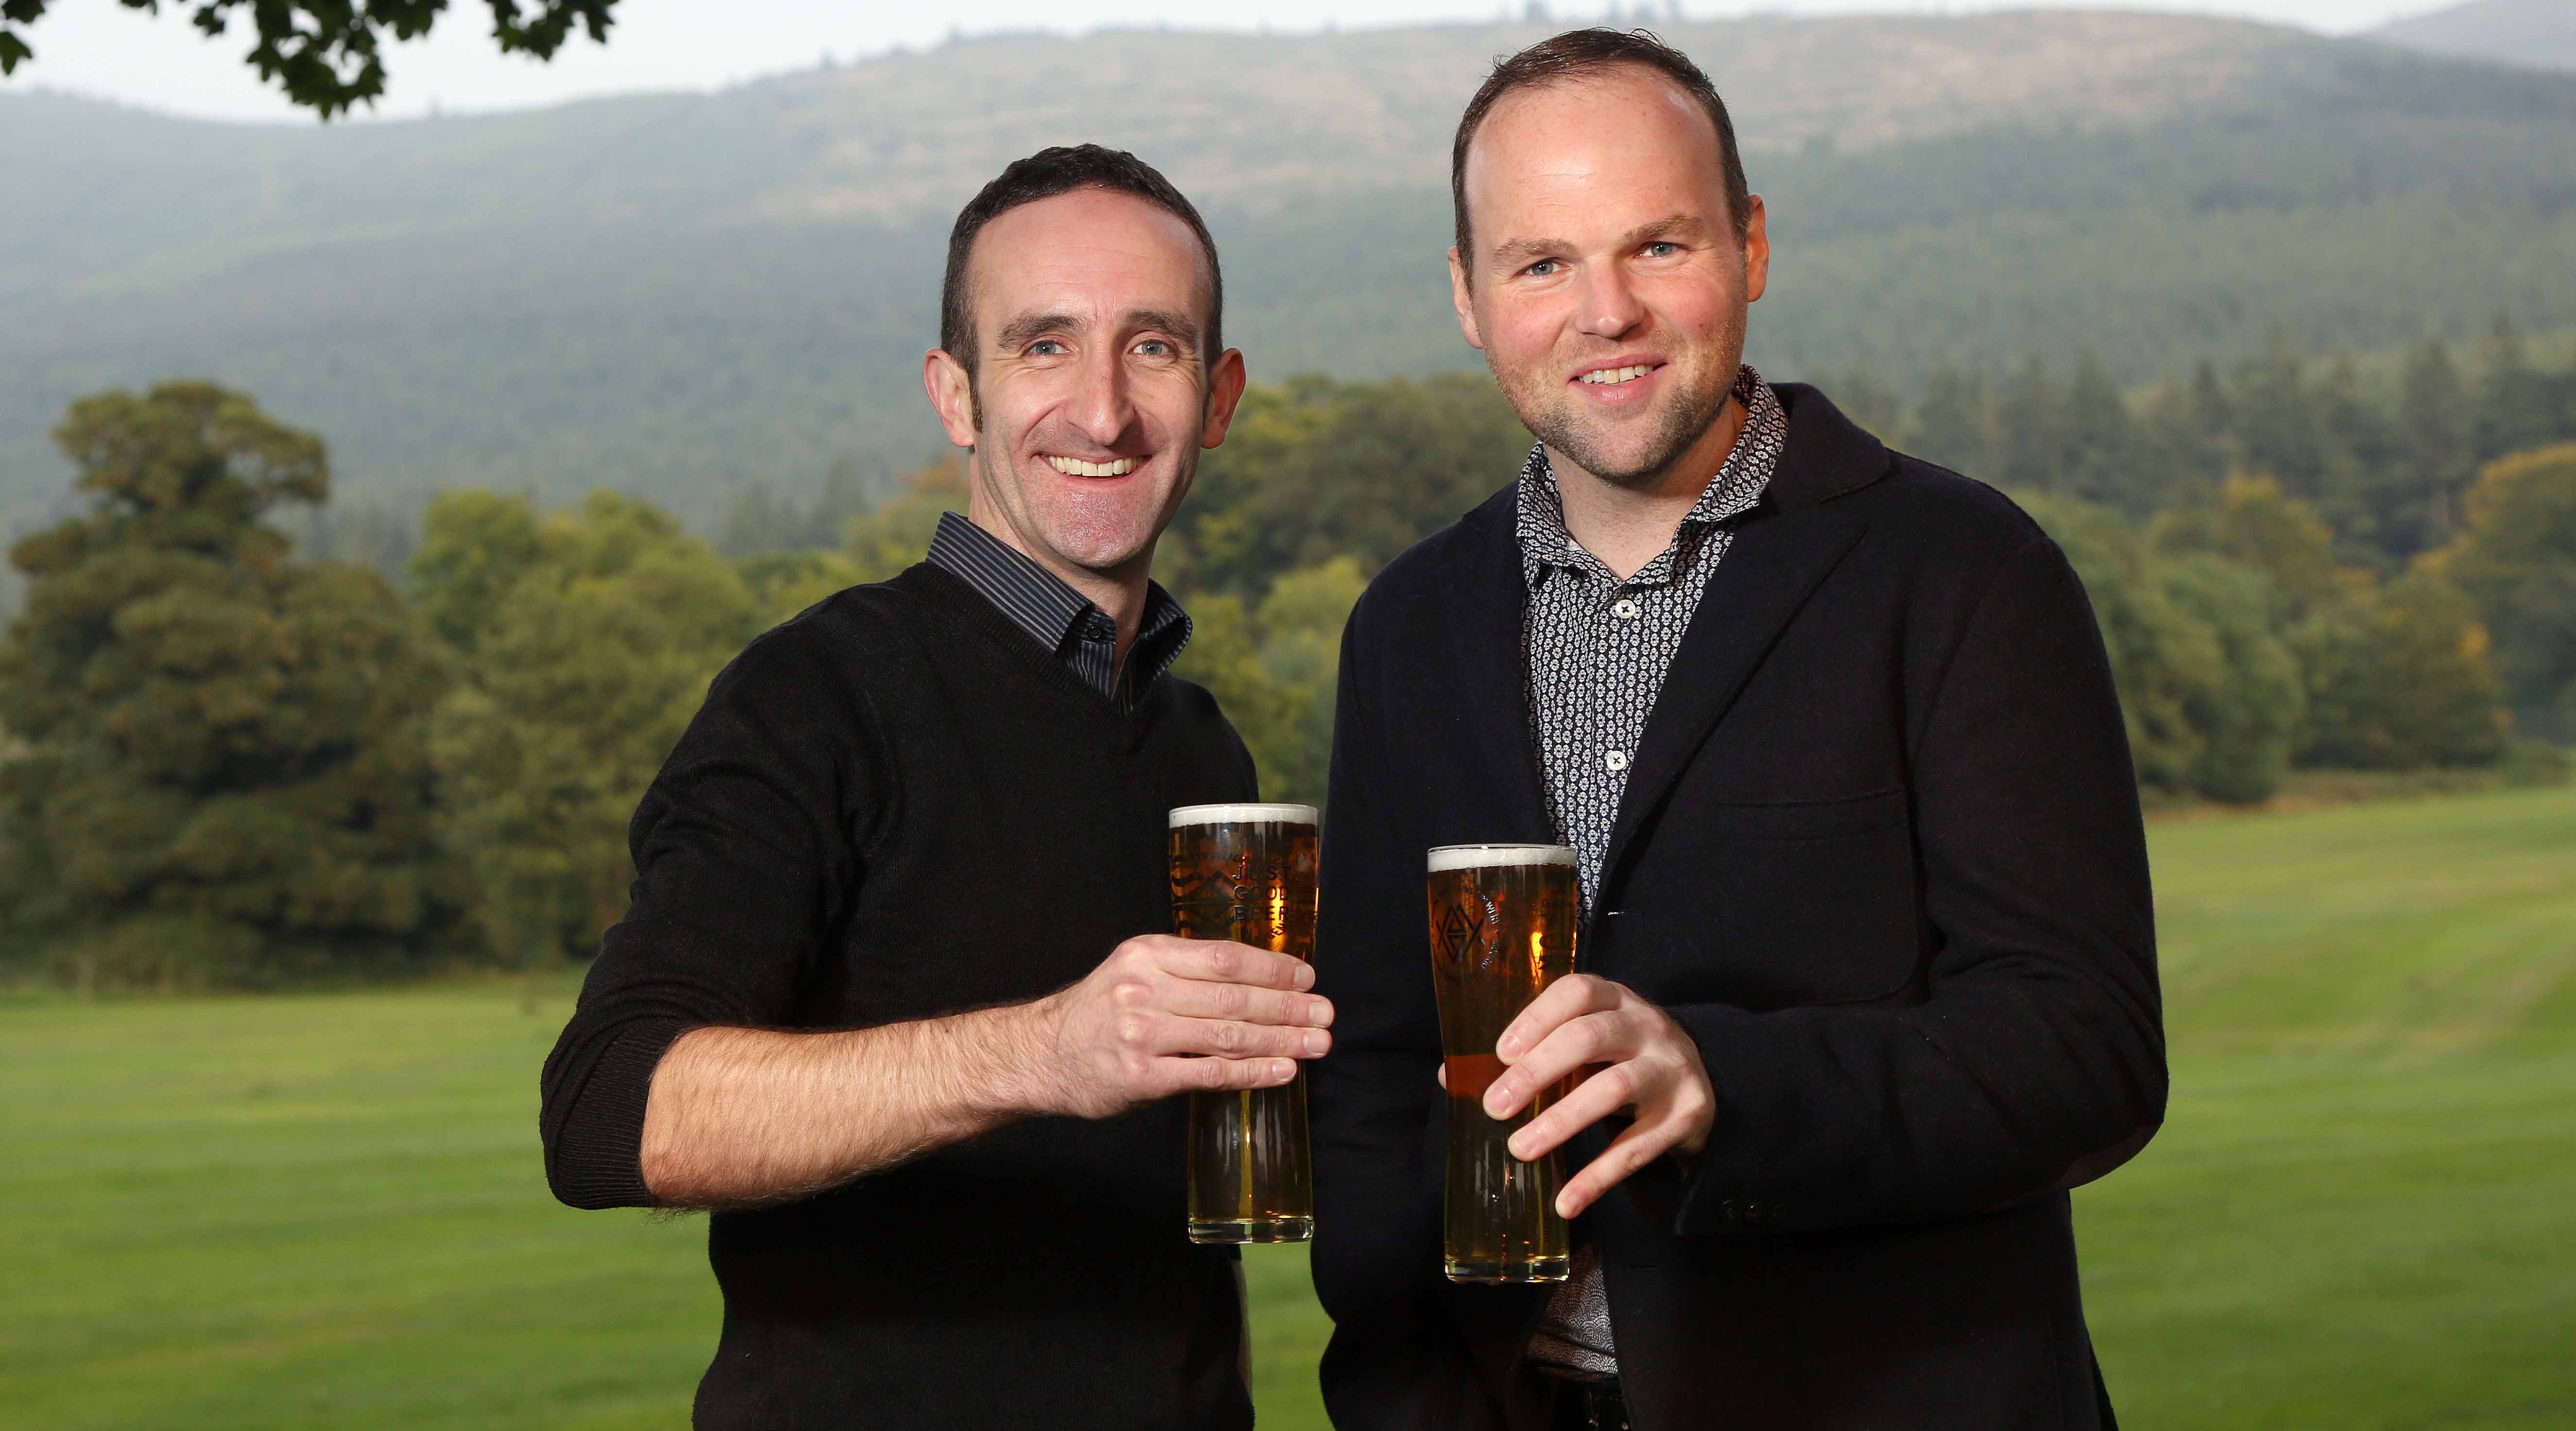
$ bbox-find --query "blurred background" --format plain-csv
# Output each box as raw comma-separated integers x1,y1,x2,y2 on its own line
2,0,2571,1426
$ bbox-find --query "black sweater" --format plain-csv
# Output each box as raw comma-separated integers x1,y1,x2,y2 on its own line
540,562,1261,1431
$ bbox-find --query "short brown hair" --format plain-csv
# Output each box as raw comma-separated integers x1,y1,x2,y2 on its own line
1450,29,1752,273
940,144,1223,372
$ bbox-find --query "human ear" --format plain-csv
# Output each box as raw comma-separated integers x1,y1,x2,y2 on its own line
1448,247,1486,351
922,349,978,448
1199,348,1249,450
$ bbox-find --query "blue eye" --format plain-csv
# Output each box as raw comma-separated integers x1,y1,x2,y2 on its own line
1525,259,1561,278
1643,242,1680,257
1027,339,1069,356
1135,340,1172,357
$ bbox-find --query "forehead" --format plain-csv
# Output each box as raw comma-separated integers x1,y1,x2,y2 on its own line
1462,68,1726,238
965,187,1212,337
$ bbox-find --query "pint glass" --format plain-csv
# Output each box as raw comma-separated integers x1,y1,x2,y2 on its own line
1427,844,1579,1283
1169,802,1320,1244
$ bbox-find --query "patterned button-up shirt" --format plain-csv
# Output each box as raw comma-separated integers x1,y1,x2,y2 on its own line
926,511,1192,707
1521,366,1788,912
1518,365,1788,1383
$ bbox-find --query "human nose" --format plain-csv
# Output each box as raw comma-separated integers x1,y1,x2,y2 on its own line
1069,346,1136,449
1574,263,1644,341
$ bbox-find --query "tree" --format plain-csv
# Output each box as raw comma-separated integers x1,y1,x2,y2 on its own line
2161,555,2307,802
843,459,969,583
2383,339,2476,557
2060,350,2151,515
737,547,863,624
0,0,618,119
2026,494,2301,804
2134,359,2234,508
2156,475,2357,620
1907,365,1999,478
2471,315,2560,464
1163,373,1529,598
0,381,460,988
2431,442,2576,741
1995,354,2067,495
418,489,760,964
719,457,883,558
406,487,544,652
1171,559,1367,808
2296,577,2509,769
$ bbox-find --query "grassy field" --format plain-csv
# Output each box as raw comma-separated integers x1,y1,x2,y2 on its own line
3,785,2573,1429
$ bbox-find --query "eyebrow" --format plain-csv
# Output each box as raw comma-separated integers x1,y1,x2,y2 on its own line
994,310,1084,354
1489,212,1710,270
991,307,1203,356
1123,309,1203,356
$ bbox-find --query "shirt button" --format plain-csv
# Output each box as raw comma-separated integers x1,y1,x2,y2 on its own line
1612,598,1641,619
1603,750,1629,772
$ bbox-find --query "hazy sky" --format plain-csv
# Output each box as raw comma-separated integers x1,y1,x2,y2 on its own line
4,0,2456,124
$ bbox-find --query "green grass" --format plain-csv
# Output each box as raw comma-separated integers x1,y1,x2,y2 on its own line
4,785,2574,1429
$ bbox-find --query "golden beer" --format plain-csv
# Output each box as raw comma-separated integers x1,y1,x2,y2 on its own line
1427,844,1579,1283
1169,802,1319,1244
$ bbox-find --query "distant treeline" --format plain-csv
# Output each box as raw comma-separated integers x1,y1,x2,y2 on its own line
4,334,2574,988
10,38,2574,520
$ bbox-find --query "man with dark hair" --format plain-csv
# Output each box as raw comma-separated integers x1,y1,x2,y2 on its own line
1312,31,2163,1431
540,143,1333,1430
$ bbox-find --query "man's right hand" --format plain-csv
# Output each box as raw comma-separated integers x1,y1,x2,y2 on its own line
1021,935,1333,1120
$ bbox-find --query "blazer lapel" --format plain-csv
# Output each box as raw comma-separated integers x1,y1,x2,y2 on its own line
1592,384,1892,897
1593,503,1869,893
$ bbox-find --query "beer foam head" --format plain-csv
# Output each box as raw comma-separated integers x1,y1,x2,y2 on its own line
1426,843,1578,872
1168,802,1319,829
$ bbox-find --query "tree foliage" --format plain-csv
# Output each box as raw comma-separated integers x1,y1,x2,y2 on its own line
0,0,618,119
1170,558,1368,807
0,381,459,987
2432,443,2576,740
841,460,968,584
1892,324,2576,569
1160,374,1530,597
2028,496,2305,804
417,489,758,965
2295,578,2510,770
7,350,2565,986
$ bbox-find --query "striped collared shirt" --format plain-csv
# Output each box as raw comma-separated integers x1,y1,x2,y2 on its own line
925,511,1193,707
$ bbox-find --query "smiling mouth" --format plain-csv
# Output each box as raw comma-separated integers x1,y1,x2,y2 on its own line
1044,456,1141,477
1576,364,1659,386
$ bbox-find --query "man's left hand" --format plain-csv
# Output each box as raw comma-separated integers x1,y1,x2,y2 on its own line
1477,974,1716,1218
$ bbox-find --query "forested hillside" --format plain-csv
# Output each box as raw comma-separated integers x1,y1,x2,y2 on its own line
4,12,2574,527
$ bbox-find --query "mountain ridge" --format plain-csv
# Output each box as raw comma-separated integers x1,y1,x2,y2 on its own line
2374,0,2576,73
4,11,2574,522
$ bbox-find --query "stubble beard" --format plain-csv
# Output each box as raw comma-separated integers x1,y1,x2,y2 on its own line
1493,307,1748,493
968,415,1190,578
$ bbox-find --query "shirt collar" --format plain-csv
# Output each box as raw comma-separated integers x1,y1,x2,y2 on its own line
1515,366,1785,587
925,511,1193,693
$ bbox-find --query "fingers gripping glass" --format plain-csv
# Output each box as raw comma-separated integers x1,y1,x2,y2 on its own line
1428,844,1578,1284
1169,803,1319,1244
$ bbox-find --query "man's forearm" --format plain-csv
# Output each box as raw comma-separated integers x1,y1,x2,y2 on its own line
639,1002,1048,1208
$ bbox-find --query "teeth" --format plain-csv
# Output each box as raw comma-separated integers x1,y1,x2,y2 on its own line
1045,456,1140,477
1578,365,1655,386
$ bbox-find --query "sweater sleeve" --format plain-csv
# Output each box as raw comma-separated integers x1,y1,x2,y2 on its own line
539,626,878,1210
1667,532,2166,1234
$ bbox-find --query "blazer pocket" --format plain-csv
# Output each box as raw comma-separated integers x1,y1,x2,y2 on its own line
1698,787,1922,1009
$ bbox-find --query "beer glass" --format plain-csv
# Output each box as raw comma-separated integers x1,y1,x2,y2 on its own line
1169,802,1320,1244
1427,844,1579,1283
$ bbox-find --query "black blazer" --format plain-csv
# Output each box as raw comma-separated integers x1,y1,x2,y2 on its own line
1308,385,2164,1431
